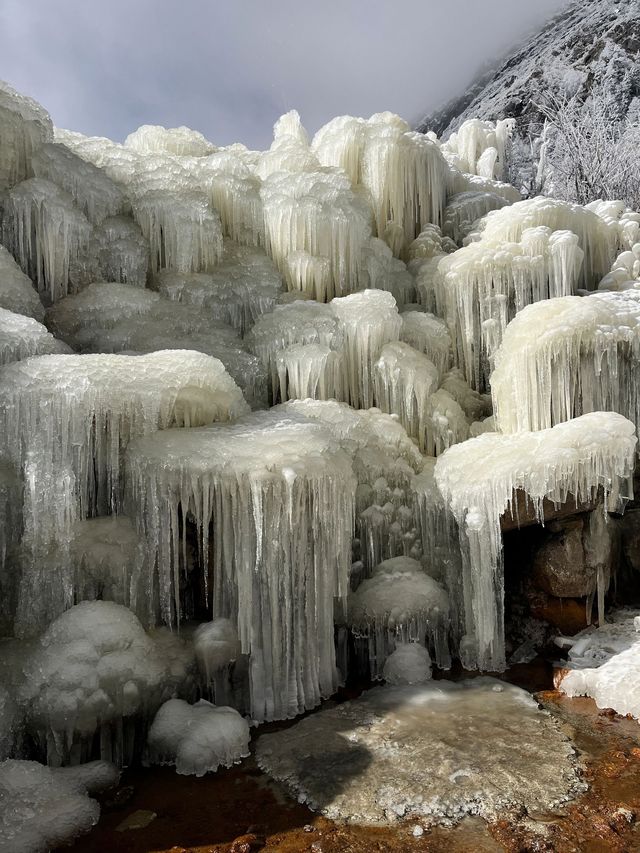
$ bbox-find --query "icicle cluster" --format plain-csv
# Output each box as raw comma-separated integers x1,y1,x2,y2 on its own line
126,410,356,722
491,290,640,435
434,412,637,671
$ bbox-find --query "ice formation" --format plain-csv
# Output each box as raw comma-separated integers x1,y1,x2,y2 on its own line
124,124,217,157
145,698,249,777
347,556,450,675
256,679,583,825
0,307,71,364
382,643,432,685
193,618,242,699
0,351,247,634
0,759,118,853
442,190,510,245
126,411,356,721
492,290,640,434
0,246,45,320
0,80,53,192
440,118,516,182
434,413,636,671
89,215,149,287
399,310,451,380
19,602,191,765
1,178,92,302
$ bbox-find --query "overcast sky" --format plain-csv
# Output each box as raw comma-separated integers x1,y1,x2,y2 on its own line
0,0,569,149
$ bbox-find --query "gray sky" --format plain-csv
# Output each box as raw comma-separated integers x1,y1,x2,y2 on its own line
0,0,569,149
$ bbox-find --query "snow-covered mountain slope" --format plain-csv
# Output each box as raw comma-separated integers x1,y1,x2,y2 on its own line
418,0,640,137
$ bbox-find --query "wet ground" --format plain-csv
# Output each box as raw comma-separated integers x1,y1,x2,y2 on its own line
67,663,640,853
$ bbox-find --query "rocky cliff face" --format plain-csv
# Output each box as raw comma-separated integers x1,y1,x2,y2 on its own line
418,0,640,138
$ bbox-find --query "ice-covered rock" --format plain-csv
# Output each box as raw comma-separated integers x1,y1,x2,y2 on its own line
126,410,356,721
257,678,583,825
146,698,249,777
435,412,636,671
0,759,118,853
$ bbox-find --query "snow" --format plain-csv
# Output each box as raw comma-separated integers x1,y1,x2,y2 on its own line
126,410,356,721
435,412,637,671
0,759,118,853
559,609,640,721
492,290,640,435
146,698,249,777
0,307,71,364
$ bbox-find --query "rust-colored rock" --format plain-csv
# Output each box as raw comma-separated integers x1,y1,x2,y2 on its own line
229,833,265,853
528,590,591,635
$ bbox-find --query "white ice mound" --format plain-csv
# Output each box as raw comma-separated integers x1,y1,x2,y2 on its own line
125,124,216,157
0,79,53,192
440,118,515,182
491,290,640,435
126,410,356,721
348,556,450,674
559,609,640,721
0,307,71,364
0,177,92,303
194,618,242,683
0,245,45,321
0,759,118,853
435,412,637,672
19,601,184,765
382,642,432,685
146,698,249,777
256,678,583,825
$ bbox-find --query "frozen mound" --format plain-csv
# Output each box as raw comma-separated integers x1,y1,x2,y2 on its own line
69,516,146,617
468,196,617,288
312,112,449,255
193,618,242,687
406,223,456,262
0,245,45,320
146,698,249,777
435,412,637,672
0,177,92,303
347,556,450,675
440,118,515,182
436,226,584,391
89,215,149,287
0,79,53,192
373,342,439,454
382,642,432,685
492,290,640,435
0,759,118,853
0,307,71,364
256,678,583,825
599,243,640,292
587,200,640,257
31,142,126,224
19,601,187,765
0,351,248,635
126,410,356,721
399,311,451,380
442,190,510,245
131,188,223,275
559,609,640,721
125,124,217,157
440,368,492,423
156,241,283,334
275,399,424,572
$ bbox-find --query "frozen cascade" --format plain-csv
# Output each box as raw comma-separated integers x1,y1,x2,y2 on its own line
145,698,250,777
373,342,439,453
0,245,45,321
0,759,119,853
0,351,248,635
0,462,21,622
131,189,223,275
274,399,424,573
89,216,149,287
437,226,585,390
0,307,71,364
434,412,637,672
199,149,264,247
491,290,640,435
19,601,193,766
332,290,402,409
312,112,449,253
0,178,92,303
125,410,356,721
276,343,346,403
399,311,451,381
155,241,283,334
31,143,126,225
347,556,450,676
0,80,53,192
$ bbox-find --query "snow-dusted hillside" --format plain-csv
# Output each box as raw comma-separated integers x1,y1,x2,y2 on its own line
418,0,640,138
